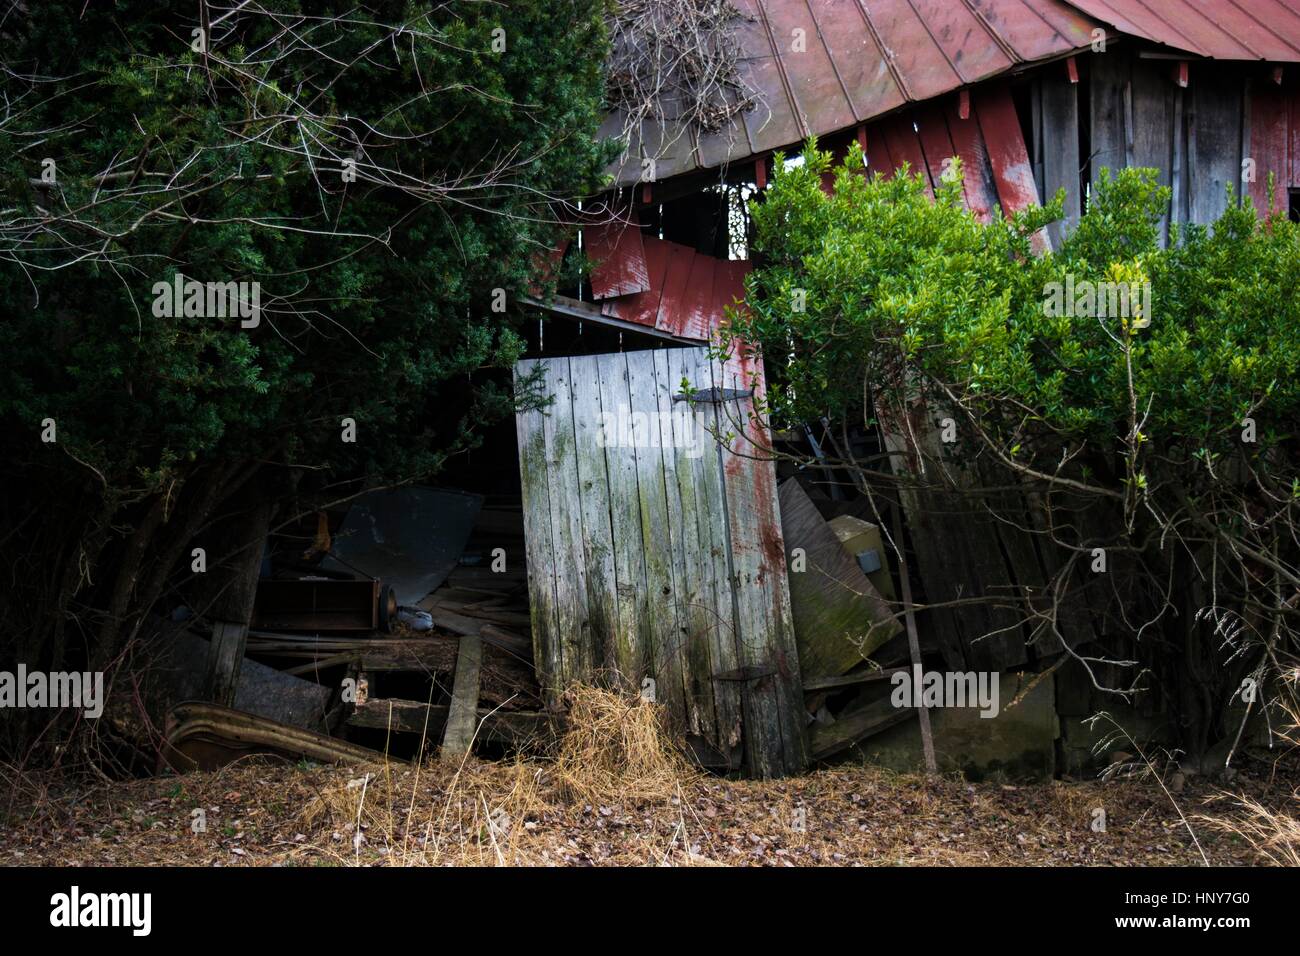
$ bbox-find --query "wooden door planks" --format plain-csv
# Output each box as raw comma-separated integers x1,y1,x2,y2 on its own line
714,354,809,777
515,347,807,777
514,358,563,697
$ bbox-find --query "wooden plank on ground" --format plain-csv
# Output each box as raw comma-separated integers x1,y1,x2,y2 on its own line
351,698,554,747
810,701,917,762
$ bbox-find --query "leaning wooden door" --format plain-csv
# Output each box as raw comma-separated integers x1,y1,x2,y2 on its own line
515,347,807,778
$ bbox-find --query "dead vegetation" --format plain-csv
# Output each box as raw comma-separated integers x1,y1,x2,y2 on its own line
3,684,1297,867
552,684,698,805
1198,664,1300,866
605,0,757,162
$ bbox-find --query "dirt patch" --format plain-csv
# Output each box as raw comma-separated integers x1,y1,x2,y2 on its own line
1,755,1293,866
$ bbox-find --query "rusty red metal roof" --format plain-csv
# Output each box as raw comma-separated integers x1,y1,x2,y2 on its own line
585,86,1043,344
1066,0,1300,61
607,0,1100,185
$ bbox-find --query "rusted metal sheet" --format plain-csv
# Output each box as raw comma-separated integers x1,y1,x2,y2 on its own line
674,252,717,340
879,113,935,198
584,221,649,299
943,95,999,222
654,241,697,334
602,234,670,329
608,0,1100,186
711,258,750,336
588,106,1027,349
975,84,1048,249
1068,0,1300,61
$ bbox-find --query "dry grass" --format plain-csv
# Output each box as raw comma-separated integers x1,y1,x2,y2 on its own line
1198,663,1300,866
3,683,1297,867
552,684,698,805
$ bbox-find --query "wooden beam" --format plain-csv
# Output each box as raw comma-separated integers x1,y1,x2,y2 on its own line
349,698,554,747
522,294,702,345
441,634,483,758
802,667,909,692
200,500,273,706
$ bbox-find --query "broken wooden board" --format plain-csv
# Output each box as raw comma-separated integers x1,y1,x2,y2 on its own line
809,699,917,762
779,479,902,682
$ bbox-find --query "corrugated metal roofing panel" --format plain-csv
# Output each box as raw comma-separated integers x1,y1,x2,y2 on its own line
1067,0,1300,60
585,221,649,299
609,0,1103,185
586,92,1042,345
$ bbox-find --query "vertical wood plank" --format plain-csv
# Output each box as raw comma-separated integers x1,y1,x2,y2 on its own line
441,634,483,758
1131,58,1178,243
1090,51,1129,186
1248,82,1291,217
514,359,563,699
716,354,808,777
539,357,592,686
682,348,742,759
624,349,688,722
656,349,717,741
1191,72,1244,226
568,353,620,681
1037,74,1082,247
596,352,650,688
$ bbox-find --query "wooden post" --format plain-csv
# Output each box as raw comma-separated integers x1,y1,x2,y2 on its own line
890,501,937,775
198,500,273,706
441,634,483,759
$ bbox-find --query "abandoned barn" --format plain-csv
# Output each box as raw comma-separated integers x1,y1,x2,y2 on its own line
155,0,1300,781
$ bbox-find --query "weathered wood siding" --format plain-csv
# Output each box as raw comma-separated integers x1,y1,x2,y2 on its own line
515,347,806,777
1033,51,1264,244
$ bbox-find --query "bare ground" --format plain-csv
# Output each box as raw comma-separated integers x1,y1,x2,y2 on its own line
1,755,1294,867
